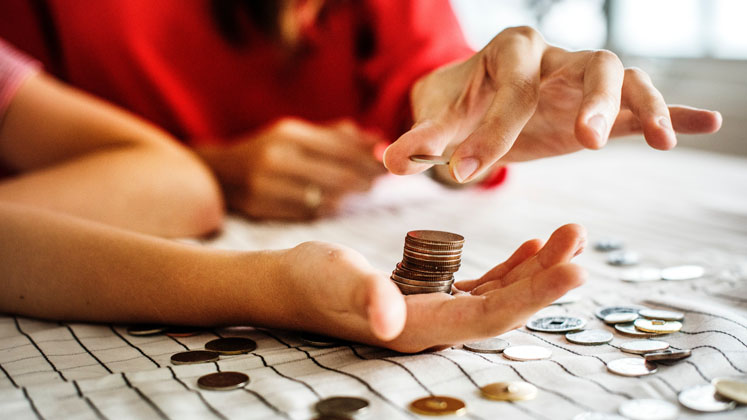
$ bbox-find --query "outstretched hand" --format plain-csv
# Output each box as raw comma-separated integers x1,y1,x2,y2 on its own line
384,26,722,183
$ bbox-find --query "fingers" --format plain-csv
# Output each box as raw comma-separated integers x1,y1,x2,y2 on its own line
453,238,543,292
274,151,375,193
618,68,676,150
574,50,624,149
610,106,722,137
358,273,407,341
383,119,459,175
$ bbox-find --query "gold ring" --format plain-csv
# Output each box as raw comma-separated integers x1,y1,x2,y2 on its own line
303,184,323,209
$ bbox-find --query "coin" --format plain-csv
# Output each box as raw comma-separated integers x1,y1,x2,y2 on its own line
678,384,736,412
595,305,645,320
606,358,657,377
165,326,203,337
644,349,691,362
127,325,167,336
619,268,662,283
410,154,450,165
197,371,250,391
392,230,463,295
593,238,624,252
713,377,747,404
407,230,464,245
204,337,257,355
299,333,341,348
315,396,369,417
503,345,552,361
463,337,510,353
409,396,466,416
480,381,537,401
660,265,705,281
634,319,682,334
603,312,639,324
638,309,684,321
619,340,670,355
170,350,220,365
391,280,452,294
607,251,640,266
526,316,586,333
391,274,453,287
565,329,613,345
614,323,665,338
573,413,627,420
618,399,678,420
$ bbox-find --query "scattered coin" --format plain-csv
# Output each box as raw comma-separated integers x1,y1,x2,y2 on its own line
205,337,257,355
661,265,705,281
614,322,664,338
606,358,658,377
644,349,692,362
503,345,552,361
713,376,747,404
604,312,640,324
638,309,684,321
573,413,627,420
527,316,586,333
619,340,670,355
463,337,510,354
607,251,640,266
678,384,736,412
197,371,250,391
165,326,203,337
409,396,466,416
299,333,341,348
409,154,450,165
126,325,167,336
480,381,537,401
391,230,464,295
619,268,662,283
595,306,645,320
618,399,678,420
170,350,220,365
594,238,624,252
565,330,613,345
634,319,682,334
315,396,370,417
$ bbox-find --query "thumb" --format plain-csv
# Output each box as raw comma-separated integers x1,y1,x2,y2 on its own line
356,273,407,341
383,119,457,175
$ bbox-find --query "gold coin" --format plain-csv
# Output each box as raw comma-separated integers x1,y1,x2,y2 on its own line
634,318,682,333
713,377,747,404
480,381,538,401
409,396,466,416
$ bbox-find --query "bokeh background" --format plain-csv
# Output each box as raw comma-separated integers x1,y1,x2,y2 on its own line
450,0,747,157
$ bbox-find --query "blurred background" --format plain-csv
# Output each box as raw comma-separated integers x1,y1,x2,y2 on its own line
450,0,747,157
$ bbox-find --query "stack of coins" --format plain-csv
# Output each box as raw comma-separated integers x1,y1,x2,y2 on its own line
391,230,464,295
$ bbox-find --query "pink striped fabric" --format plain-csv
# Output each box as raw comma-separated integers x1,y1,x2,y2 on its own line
0,38,40,121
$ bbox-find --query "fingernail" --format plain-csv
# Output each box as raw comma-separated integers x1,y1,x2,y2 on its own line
657,116,672,130
588,114,607,139
453,157,480,183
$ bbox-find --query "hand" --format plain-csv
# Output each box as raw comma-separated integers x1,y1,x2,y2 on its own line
276,223,587,353
197,118,386,220
384,26,723,183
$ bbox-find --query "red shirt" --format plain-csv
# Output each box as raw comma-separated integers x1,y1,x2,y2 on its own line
0,0,474,146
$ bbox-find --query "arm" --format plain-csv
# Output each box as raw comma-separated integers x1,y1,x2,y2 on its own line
0,72,224,237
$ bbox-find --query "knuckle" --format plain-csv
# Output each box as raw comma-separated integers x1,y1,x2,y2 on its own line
625,67,651,83
506,76,540,107
590,49,622,66
505,25,541,42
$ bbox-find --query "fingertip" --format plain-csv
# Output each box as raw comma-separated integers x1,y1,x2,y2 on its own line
575,113,609,150
538,224,587,267
642,116,677,150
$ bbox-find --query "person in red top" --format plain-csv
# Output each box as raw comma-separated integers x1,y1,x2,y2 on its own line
0,0,722,221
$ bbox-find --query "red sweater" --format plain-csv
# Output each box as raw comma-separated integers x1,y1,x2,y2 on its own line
0,0,474,146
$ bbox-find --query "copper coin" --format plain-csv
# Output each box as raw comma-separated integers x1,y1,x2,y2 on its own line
205,337,257,355
409,396,466,416
391,274,453,287
170,350,220,365
404,244,463,255
127,325,167,336
165,326,203,337
407,230,464,245
197,371,249,391
315,396,369,416
299,333,340,348
480,381,537,401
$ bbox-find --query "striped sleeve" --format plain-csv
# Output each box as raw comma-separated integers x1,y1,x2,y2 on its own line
0,38,41,121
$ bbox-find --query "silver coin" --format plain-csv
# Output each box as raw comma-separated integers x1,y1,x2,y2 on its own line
503,345,552,361
619,268,662,283
644,349,692,362
661,264,705,281
678,384,736,412
527,316,586,333
565,329,613,345
606,358,658,377
712,376,747,405
409,154,450,165
315,396,370,416
595,305,645,320
615,323,664,338
573,413,627,420
638,309,684,321
620,340,670,355
299,333,341,348
604,312,639,324
594,238,624,252
618,399,678,420
463,337,510,353
607,251,640,266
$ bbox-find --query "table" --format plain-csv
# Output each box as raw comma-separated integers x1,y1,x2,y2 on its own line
2,143,746,419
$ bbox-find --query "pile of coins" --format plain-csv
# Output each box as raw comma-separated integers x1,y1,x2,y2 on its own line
594,237,706,281
390,230,464,295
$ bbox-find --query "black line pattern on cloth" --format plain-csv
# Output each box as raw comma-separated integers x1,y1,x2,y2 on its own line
121,372,169,420
61,323,112,374
679,329,747,349
683,360,711,382
13,316,67,381
251,351,321,399
72,379,107,420
518,330,609,365
166,335,191,351
348,345,434,396
545,359,634,400
653,375,678,394
653,304,747,330
0,362,19,387
166,366,226,420
241,387,292,420
109,325,161,368
690,345,747,373
23,386,44,420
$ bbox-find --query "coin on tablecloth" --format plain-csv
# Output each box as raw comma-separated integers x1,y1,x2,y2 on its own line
638,309,684,321
409,396,466,416
527,316,586,333
618,399,678,420
566,330,613,345
644,349,691,362
614,323,664,338
480,381,537,401
170,350,220,365
409,154,450,165
620,340,670,355
606,358,657,377
619,268,662,283
595,305,645,320
463,337,509,353
315,396,370,417
299,333,341,348
165,326,203,337
205,337,257,355
634,319,682,334
573,413,627,420
607,251,639,266
661,265,705,281
678,384,736,412
594,238,624,252
604,312,640,324
713,377,747,404
503,345,552,361
127,325,167,336
197,371,250,391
